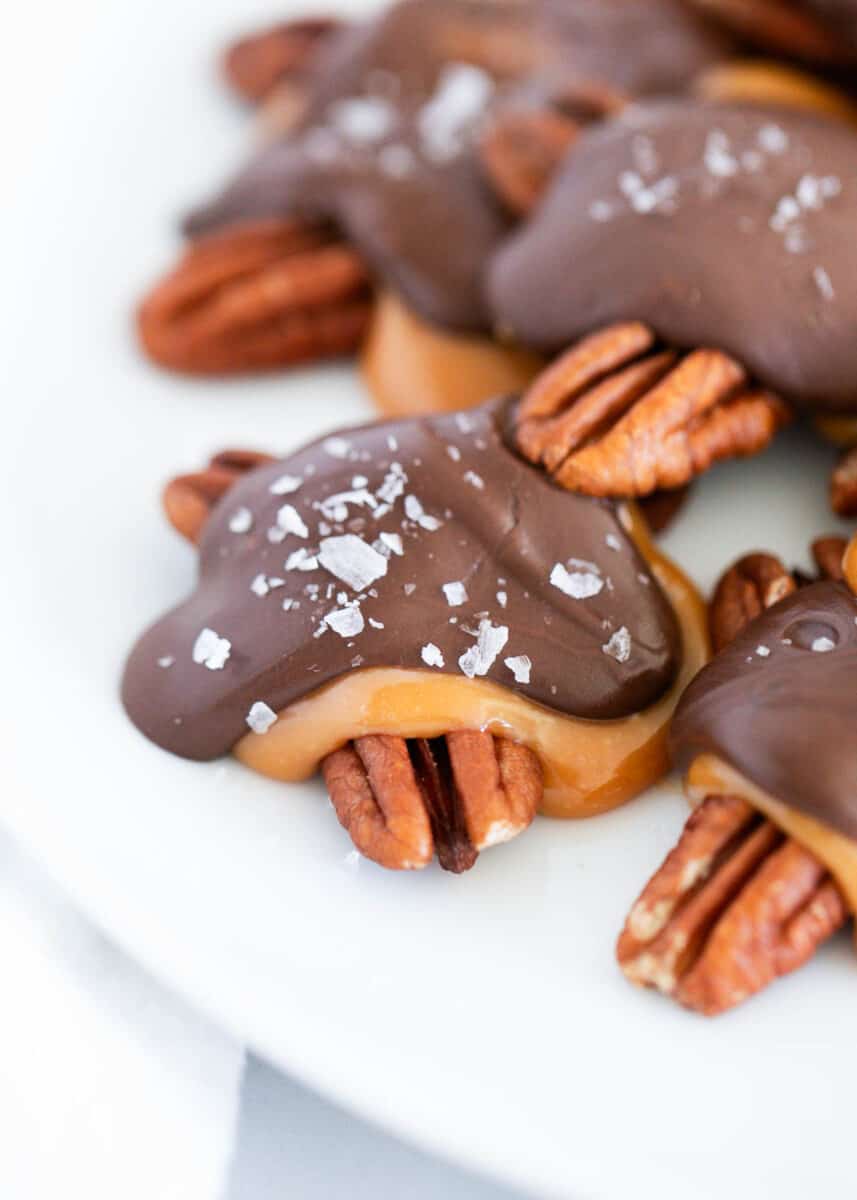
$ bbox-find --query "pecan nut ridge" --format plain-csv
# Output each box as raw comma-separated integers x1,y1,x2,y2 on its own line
324,732,541,873
617,794,848,1015
137,218,373,376
514,323,792,501
619,535,853,1015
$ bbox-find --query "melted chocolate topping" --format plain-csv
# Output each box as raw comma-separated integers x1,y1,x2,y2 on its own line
185,0,544,332
122,398,681,761
803,0,857,51
490,102,857,411
544,0,735,95
671,581,857,841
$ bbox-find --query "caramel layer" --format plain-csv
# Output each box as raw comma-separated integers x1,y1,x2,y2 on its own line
686,755,857,928
235,507,708,818
695,60,857,126
361,290,542,418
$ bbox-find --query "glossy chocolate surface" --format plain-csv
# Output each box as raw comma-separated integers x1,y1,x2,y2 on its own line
544,0,735,95
491,102,857,411
122,399,681,761
185,0,542,332
672,581,857,840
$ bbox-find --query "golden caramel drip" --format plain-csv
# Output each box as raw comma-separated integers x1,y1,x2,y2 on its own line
686,755,857,929
360,290,543,417
235,505,709,818
695,60,857,126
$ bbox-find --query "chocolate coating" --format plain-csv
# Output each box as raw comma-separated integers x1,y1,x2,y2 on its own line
490,102,857,411
122,398,681,761
803,0,857,51
671,581,857,841
544,0,736,95
185,1,543,332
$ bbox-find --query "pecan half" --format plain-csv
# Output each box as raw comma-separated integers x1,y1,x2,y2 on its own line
617,794,848,1015
163,450,274,544
620,535,852,1015
514,323,792,499
709,552,796,653
137,219,373,375
478,82,625,218
830,446,857,516
223,18,343,104
322,732,542,872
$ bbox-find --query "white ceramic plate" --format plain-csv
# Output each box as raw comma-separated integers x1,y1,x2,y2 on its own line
3,3,855,1197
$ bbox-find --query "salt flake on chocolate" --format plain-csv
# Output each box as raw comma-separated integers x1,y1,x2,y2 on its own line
192,628,231,671
550,561,604,600
811,636,835,653
276,504,309,538
504,655,531,684
378,531,403,556
246,701,277,735
325,605,365,638
318,534,388,591
421,643,445,668
269,474,302,495
443,581,468,607
228,507,253,533
602,627,631,664
458,619,509,678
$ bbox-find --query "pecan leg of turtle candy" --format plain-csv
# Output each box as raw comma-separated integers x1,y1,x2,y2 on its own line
511,322,792,521
477,81,626,219
137,218,374,376
159,453,542,874
617,546,851,1015
222,17,344,105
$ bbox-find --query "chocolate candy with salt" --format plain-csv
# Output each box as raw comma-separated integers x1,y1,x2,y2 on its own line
491,102,857,411
122,398,681,761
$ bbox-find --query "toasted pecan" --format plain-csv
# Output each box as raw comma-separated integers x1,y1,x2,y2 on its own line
223,17,343,104
514,323,791,500
621,534,851,1016
709,552,796,653
617,794,848,1015
323,732,541,872
138,219,373,375
163,449,275,545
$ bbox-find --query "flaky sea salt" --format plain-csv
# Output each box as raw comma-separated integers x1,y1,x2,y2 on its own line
504,655,531,684
228,507,253,533
421,643,445,668
285,548,319,571
318,534,388,591
602,627,631,664
404,494,441,531
157,655,175,669
378,531,403,556
605,533,622,552
192,628,231,671
458,619,508,678
755,644,771,658
276,504,309,538
250,573,270,597
269,474,302,495
550,561,604,600
324,605,365,638
323,436,351,459
811,636,835,653
463,470,484,490
814,266,835,301
246,701,277,735
443,581,468,607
